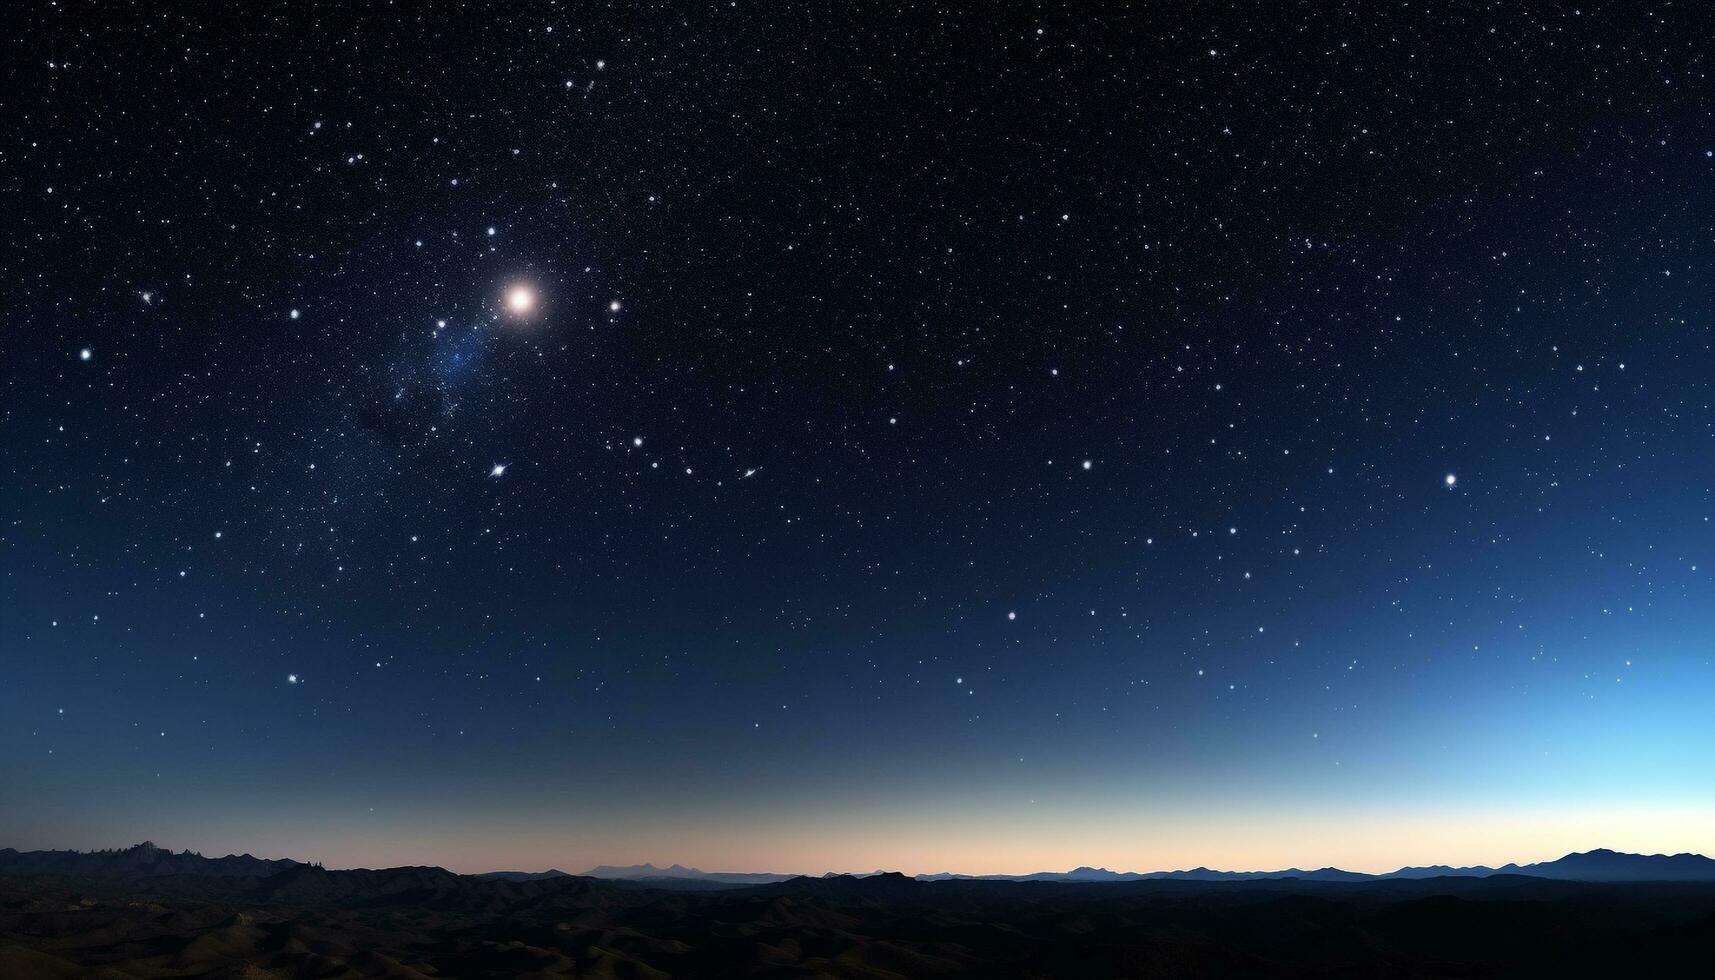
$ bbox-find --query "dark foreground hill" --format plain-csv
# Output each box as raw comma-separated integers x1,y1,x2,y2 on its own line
2,861,1713,977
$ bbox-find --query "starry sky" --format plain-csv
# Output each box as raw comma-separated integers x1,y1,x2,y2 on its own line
4,4,1713,875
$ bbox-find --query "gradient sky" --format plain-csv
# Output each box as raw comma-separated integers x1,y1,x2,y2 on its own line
4,4,1712,876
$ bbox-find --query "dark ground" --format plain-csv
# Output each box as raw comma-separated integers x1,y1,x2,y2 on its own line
2,867,1713,978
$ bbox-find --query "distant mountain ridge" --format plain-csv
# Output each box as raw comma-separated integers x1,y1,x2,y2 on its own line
0,841,301,879
1476,848,1715,882
471,868,573,882
916,864,1373,883
913,849,1715,884
4,843,1712,886
574,850,1715,886
9,856,1714,980
578,862,796,885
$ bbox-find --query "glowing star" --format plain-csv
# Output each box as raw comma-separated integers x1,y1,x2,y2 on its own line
507,286,536,315
79,348,92,361
1445,473,1457,487
287,673,299,684
490,463,507,478
608,299,622,313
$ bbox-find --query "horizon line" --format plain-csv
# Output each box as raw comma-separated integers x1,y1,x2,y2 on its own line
11,840,1709,879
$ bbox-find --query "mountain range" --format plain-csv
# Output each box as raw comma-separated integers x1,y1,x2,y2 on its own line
0,841,299,879
571,848,1715,886
575,861,800,885
910,849,1715,884
7,845,1714,978
6,842,1712,887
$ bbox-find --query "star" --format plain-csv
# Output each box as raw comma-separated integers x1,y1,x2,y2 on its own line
507,286,536,315
1445,473,1457,487
490,463,507,478
79,348,92,361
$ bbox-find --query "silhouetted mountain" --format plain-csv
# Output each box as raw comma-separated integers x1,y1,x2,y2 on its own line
6,861,1713,978
922,864,1372,882
580,861,794,884
472,868,572,881
1387,862,1501,878
582,861,692,877
914,849,1715,884
572,851,1715,892
9,843,1712,891
0,841,300,879
752,871,920,900
1385,849,1715,882
1511,848,1715,881
1056,865,1133,881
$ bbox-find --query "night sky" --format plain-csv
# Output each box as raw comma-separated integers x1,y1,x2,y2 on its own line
5,4,1712,875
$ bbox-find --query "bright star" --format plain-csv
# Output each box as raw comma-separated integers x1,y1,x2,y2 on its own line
507,286,536,315
608,299,622,313
1445,473,1457,487
491,463,507,478
79,348,92,361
